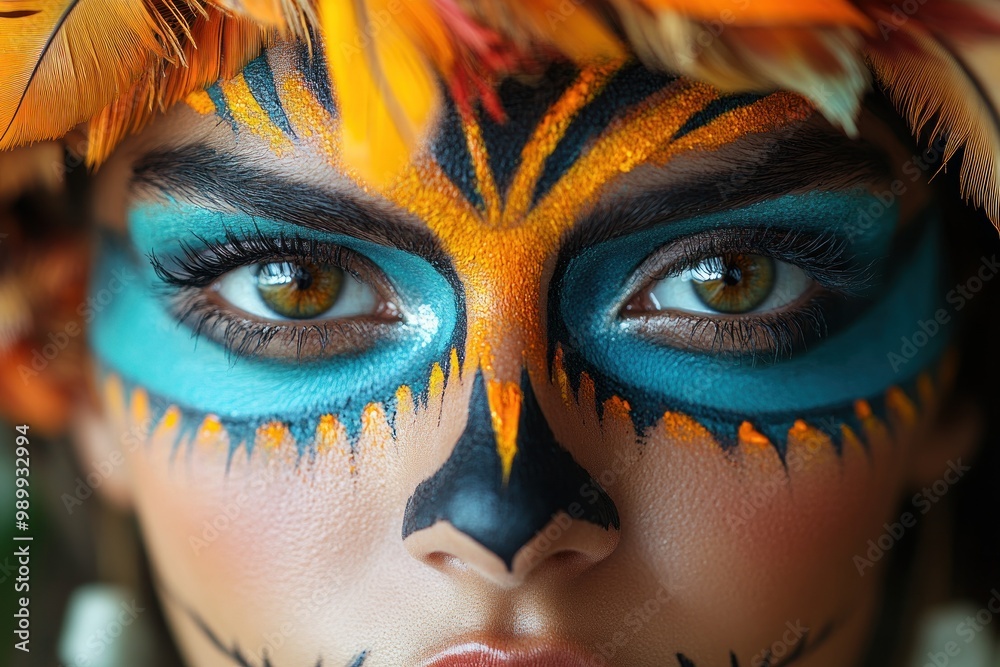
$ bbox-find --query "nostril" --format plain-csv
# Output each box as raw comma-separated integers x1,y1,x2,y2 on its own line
549,550,586,567
424,551,465,573
522,546,600,578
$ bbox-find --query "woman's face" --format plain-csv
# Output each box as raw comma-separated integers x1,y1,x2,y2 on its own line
81,42,976,667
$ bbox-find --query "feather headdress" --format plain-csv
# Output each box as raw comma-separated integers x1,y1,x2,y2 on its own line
3,0,1000,221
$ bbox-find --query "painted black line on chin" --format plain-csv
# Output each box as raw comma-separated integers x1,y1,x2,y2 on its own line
402,369,620,569
674,653,740,667
176,596,366,667
675,621,834,667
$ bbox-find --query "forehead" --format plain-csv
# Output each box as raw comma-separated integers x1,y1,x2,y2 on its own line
185,40,816,224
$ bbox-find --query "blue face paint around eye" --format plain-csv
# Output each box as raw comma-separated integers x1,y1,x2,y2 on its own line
89,201,459,453
552,190,950,456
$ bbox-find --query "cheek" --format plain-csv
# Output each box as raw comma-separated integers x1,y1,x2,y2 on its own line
102,373,399,656
100,367,488,661
611,409,914,635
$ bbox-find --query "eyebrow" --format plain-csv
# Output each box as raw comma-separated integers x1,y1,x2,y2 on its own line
562,122,894,255
131,144,449,267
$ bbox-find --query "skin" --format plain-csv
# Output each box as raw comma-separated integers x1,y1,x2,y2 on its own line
73,41,981,667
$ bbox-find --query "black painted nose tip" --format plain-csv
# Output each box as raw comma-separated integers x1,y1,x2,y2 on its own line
402,369,620,569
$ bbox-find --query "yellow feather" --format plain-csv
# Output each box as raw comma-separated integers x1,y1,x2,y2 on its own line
209,0,285,25
207,0,314,36
0,0,177,150
507,0,624,63
319,0,439,187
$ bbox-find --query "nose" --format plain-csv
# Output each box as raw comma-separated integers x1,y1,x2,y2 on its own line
402,370,620,587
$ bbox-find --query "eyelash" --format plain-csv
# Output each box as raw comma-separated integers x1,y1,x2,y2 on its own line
150,228,398,361
623,227,874,362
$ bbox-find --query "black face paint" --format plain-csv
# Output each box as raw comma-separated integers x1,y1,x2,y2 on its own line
402,369,620,569
174,595,366,667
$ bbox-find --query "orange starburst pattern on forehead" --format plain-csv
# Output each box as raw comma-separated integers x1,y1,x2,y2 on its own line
163,61,938,478
381,66,813,383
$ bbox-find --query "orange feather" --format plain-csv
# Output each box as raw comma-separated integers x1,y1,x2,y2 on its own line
631,0,870,26
87,7,270,164
0,0,179,150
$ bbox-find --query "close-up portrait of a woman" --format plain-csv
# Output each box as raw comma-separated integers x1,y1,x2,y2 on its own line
3,1,1000,666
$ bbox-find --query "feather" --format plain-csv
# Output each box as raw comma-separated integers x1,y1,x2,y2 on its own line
461,0,624,64
612,2,867,134
868,30,1000,225
710,25,868,134
4,0,1000,209
633,0,870,26
318,0,441,186
87,7,270,164
0,0,179,151
209,0,285,25
207,0,314,36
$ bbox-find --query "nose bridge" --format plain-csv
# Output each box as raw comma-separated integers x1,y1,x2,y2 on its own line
459,225,554,379
402,365,620,573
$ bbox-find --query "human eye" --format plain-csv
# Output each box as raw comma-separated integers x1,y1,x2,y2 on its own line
151,229,401,361
619,228,871,359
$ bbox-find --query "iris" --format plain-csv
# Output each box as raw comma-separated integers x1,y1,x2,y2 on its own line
255,261,345,319
690,254,775,314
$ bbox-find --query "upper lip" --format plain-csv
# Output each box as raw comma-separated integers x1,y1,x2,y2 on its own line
420,639,598,667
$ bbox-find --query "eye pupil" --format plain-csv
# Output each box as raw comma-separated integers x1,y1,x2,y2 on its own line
691,253,775,313
255,260,344,319
722,265,742,286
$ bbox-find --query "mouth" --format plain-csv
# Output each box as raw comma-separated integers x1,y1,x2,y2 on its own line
419,640,598,667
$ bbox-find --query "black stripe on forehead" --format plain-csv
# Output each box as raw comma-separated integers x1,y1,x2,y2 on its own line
210,40,338,129
426,62,680,212
295,37,338,115
432,94,484,210
242,54,294,136
671,92,765,140
476,63,578,198
531,63,676,206
206,82,236,133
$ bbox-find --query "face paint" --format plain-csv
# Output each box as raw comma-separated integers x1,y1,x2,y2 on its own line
99,48,949,512
90,40,964,667
89,206,461,461
112,52,824,457
402,370,620,569
551,193,949,459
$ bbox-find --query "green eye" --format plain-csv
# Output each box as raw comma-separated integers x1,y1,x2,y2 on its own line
690,254,775,314
255,260,345,319
625,252,810,318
